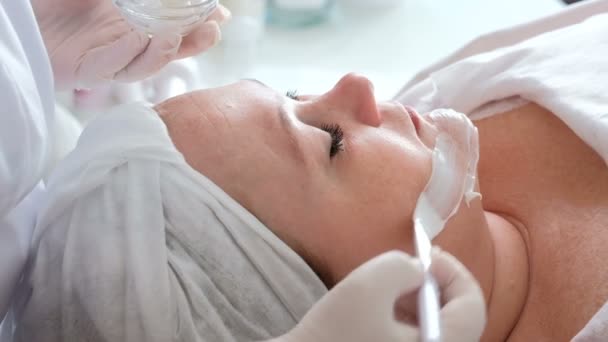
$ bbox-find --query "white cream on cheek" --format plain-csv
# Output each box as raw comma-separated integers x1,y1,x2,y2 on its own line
414,109,481,240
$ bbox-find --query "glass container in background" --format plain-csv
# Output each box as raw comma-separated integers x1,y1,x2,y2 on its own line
267,0,335,27
113,0,219,36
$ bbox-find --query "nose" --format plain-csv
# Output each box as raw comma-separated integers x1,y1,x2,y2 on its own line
326,73,382,127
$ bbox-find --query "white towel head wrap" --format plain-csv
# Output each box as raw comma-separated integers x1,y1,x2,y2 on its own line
3,103,327,342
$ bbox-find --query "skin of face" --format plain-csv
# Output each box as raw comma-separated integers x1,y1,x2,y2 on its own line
154,73,493,290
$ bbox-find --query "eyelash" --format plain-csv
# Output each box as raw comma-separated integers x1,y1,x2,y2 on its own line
286,89,299,100
287,89,344,158
321,123,345,158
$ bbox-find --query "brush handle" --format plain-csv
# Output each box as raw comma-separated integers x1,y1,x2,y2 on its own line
418,273,442,342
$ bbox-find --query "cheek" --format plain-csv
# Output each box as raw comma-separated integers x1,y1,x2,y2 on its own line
343,136,431,218
242,164,319,253
306,137,433,284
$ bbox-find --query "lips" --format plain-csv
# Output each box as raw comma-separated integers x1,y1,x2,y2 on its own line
403,105,421,134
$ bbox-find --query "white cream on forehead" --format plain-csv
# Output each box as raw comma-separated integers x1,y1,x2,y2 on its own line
413,109,481,240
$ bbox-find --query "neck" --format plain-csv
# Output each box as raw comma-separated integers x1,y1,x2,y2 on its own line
481,211,530,342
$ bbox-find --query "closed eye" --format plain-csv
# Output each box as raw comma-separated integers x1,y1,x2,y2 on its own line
321,123,344,158
286,89,342,157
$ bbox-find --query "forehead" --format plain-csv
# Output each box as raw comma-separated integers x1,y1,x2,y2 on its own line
222,79,279,103
158,79,292,177
222,80,283,127
201,80,281,122
157,79,284,146
159,80,279,129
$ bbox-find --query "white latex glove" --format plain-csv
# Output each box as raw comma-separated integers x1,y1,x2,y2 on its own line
31,0,231,89
270,250,486,342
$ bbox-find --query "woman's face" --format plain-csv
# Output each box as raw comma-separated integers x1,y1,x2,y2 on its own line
156,74,475,287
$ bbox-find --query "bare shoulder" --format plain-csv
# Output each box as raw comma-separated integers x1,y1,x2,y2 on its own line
474,102,607,211
474,102,608,340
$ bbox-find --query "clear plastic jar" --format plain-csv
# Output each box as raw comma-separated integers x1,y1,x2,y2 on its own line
113,0,218,36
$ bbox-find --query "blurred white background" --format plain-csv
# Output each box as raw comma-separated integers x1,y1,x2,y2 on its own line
200,0,565,99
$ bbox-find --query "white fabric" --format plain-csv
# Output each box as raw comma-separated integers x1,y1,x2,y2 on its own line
0,0,55,322
396,5,608,166
396,0,608,165
2,103,327,342
394,1,608,339
44,104,82,182
396,0,608,93
573,303,608,341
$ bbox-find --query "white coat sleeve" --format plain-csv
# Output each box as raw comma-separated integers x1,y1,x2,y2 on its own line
0,0,55,322
0,1,54,216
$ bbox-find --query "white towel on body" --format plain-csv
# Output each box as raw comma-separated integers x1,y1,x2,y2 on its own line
395,0,608,165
